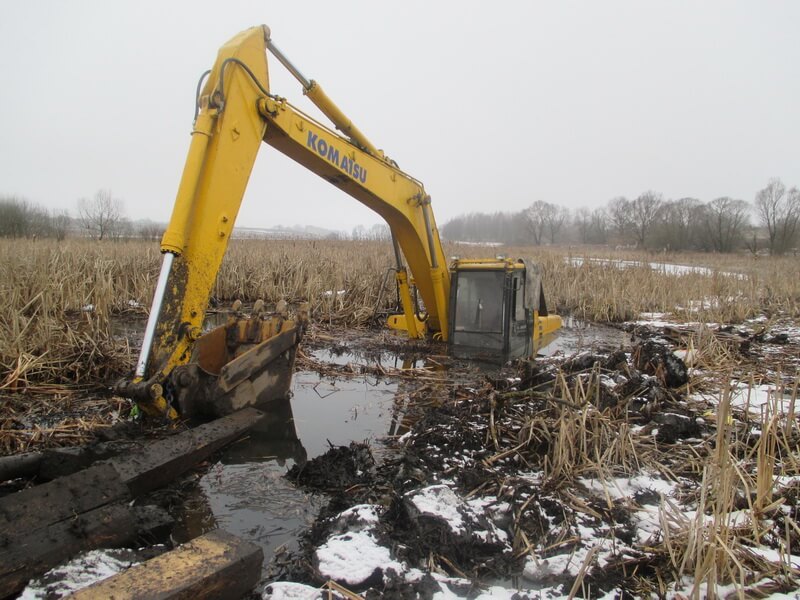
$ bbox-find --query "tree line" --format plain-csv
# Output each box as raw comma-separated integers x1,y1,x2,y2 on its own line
0,190,164,241
4,179,798,254
441,178,800,255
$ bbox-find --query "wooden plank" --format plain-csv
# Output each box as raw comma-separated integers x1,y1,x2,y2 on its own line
37,440,139,481
0,463,129,541
0,451,43,482
0,503,136,599
70,529,264,600
110,407,266,497
0,504,173,599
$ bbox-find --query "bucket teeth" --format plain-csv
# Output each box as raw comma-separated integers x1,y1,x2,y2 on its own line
276,299,288,317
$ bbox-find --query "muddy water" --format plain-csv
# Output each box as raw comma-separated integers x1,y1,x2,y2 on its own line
536,316,630,357
172,361,404,575
168,317,628,580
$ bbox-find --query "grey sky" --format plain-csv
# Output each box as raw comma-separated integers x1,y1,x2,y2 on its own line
1,1,798,232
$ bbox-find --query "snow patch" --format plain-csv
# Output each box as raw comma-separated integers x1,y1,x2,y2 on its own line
263,582,323,600
330,504,381,534
407,484,467,534
20,549,135,598
315,530,403,586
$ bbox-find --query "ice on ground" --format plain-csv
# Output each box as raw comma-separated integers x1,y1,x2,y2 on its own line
315,530,403,586
729,382,793,413
406,484,467,534
329,503,381,534
263,582,323,600
691,379,797,416
567,256,739,278
639,312,672,322
630,312,680,328
405,484,509,545
577,474,681,547
579,473,678,502
19,549,136,599
432,573,567,600
521,534,621,582
747,546,800,570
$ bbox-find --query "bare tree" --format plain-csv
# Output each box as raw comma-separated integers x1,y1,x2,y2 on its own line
754,178,800,255
700,197,750,253
630,191,664,248
78,189,125,241
659,197,702,251
525,200,553,245
544,205,570,244
0,196,32,238
138,222,165,241
366,223,392,241
788,186,800,251
51,210,71,241
606,197,632,244
351,224,366,240
589,207,608,244
110,218,132,241
574,207,592,244
0,196,58,239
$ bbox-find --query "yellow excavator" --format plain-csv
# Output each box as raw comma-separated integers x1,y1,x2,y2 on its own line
117,25,561,420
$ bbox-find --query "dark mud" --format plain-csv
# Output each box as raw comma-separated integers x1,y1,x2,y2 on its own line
257,316,800,598
9,315,800,598
259,335,696,596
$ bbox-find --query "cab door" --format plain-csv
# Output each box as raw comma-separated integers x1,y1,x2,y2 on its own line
506,272,531,359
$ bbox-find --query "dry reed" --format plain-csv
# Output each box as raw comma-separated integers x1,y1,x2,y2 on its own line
2,239,797,390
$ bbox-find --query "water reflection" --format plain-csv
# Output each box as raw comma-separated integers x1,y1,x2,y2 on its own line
175,396,318,570
221,398,308,467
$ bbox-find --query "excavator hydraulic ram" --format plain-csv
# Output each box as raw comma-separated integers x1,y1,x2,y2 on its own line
120,25,561,419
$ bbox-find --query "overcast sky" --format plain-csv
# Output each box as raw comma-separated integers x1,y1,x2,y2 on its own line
1,1,798,232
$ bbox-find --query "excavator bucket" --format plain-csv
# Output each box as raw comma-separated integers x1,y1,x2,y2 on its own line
167,308,307,419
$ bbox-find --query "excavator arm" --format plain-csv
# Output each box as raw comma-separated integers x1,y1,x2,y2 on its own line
120,26,450,418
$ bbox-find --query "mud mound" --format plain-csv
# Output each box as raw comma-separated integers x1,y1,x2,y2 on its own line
632,340,688,388
287,441,375,491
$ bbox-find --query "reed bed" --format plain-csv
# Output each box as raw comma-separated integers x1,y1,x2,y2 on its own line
655,380,800,598
0,238,798,592
1,238,797,390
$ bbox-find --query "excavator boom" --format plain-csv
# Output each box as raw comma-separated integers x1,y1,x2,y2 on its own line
120,25,559,419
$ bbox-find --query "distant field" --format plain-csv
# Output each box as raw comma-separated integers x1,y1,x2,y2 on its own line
1,238,798,388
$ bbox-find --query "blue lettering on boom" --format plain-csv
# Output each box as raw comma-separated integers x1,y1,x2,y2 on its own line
306,131,367,184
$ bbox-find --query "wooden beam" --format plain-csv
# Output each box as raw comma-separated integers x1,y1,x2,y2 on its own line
0,504,134,598
70,529,263,600
0,409,264,597
0,463,129,541
0,503,173,599
0,451,43,482
110,407,266,497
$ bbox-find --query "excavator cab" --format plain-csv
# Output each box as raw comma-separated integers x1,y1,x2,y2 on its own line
448,259,561,361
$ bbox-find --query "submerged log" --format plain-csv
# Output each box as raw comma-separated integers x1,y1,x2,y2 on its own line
0,463,129,541
0,408,265,597
0,451,43,483
110,407,266,496
0,503,171,599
